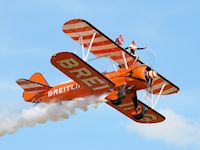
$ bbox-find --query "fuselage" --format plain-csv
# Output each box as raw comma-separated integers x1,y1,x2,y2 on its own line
33,65,150,103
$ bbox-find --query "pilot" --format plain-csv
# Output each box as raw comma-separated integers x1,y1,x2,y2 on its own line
125,41,147,65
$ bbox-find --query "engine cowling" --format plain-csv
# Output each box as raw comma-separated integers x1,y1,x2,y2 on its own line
126,65,157,90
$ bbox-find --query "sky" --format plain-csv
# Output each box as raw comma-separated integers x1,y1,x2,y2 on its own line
0,0,200,150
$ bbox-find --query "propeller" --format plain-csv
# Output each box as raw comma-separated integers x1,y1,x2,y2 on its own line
143,66,158,106
140,46,157,105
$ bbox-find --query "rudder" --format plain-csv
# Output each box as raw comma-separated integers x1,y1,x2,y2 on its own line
29,72,49,86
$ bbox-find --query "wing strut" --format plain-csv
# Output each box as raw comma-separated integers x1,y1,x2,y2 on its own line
80,36,85,59
153,83,166,108
78,32,97,61
121,51,128,70
143,83,166,109
84,33,96,61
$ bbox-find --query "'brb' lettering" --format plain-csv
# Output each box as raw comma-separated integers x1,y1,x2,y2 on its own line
56,57,112,91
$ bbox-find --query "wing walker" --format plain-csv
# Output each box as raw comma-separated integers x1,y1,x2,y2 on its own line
17,19,180,124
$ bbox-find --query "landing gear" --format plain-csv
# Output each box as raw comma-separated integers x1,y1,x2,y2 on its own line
126,85,134,94
132,96,138,110
111,94,125,105
131,95,148,120
131,106,148,120
110,84,126,105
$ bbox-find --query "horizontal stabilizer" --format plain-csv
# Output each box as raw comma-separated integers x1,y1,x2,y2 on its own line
16,78,51,92
16,73,51,101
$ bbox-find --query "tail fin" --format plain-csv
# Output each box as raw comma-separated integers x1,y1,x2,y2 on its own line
16,72,51,102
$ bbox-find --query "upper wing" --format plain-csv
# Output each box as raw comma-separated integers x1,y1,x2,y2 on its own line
51,52,115,94
62,19,136,67
149,73,179,95
63,18,179,95
106,93,165,123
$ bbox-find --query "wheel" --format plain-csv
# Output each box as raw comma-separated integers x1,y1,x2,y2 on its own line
110,94,125,105
132,106,148,120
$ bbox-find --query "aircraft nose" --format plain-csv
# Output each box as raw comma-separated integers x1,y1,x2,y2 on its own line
147,70,157,79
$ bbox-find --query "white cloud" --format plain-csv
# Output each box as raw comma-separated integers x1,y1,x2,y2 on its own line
126,109,200,148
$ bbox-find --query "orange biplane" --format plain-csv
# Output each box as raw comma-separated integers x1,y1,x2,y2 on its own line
17,19,179,124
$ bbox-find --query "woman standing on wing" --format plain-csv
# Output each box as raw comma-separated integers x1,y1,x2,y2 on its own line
125,40,147,65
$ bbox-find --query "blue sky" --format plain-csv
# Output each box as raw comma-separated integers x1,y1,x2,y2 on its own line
0,0,200,150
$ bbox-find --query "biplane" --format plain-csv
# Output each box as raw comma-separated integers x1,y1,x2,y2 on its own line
16,19,179,124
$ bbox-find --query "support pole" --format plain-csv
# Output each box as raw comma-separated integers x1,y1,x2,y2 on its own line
153,83,166,109
80,36,85,59
151,91,154,108
121,51,128,70
84,33,96,61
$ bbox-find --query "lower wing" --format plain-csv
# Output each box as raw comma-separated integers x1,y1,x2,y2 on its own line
51,52,115,94
106,93,165,123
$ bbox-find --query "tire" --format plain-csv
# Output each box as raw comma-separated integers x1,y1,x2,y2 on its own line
132,106,148,120
110,94,125,105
